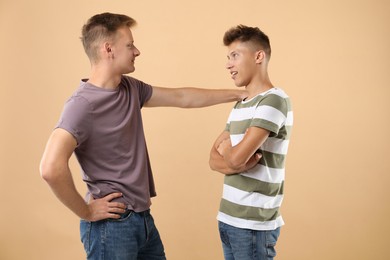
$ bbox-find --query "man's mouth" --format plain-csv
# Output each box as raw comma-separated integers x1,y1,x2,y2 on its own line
230,71,238,78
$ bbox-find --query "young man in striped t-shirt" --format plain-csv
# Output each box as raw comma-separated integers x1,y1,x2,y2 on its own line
209,25,293,260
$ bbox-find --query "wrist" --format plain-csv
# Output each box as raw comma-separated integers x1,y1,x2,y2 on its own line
79,204,92,221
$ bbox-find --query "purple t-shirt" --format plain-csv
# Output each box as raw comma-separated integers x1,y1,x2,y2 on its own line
56,75,156,212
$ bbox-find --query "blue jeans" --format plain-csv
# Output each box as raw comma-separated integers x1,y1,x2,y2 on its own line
80,210,166,260
218,221,280,260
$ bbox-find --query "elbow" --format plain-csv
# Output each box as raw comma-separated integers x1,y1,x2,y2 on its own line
209,158,217,171
209,157,227,173
175,90,192,108
179,99,198,109
39,161,52,183
176,89,205,108
39,160,58,184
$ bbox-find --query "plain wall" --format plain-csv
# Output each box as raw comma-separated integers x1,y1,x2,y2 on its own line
1,0,389,259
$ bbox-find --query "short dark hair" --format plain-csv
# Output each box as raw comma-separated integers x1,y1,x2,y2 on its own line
223,25,271,58
80,13,136,62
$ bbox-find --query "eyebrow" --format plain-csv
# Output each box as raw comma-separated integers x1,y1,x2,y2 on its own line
227,51,238,58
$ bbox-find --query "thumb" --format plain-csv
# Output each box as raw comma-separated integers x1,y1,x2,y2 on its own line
255,153,262,161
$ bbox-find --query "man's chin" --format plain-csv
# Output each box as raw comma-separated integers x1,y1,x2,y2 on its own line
125,68,135,74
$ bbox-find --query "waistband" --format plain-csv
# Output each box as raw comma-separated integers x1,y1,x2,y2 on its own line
119,209,150,219
132,209,150,216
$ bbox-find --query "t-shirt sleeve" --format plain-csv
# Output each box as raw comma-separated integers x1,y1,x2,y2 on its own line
139,83,153,107
124,76,153,107
55,95,92,145
250,94,288,135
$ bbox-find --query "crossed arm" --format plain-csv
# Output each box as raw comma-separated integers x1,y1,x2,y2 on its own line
209,127,270,175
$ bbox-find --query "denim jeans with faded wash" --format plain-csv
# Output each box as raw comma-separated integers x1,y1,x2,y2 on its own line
219,221,280,260
80,209,166,260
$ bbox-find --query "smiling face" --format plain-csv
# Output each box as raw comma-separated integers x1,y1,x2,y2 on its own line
109,26,140,74
226,40,259,88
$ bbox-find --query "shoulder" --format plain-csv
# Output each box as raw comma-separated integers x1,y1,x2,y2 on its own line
65,90,93,111
120,75,153,104
121,75,151,89
257,88,291,115
60,86,94,124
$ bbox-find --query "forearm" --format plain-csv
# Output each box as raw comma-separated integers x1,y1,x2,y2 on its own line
42,166,89,220
209,147,241,175
221,147,248,171
212,141,262,174
217,127,267,171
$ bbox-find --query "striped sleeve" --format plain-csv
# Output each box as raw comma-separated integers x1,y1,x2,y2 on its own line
250,93,288,135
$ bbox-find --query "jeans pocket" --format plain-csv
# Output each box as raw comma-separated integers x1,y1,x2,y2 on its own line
218,222,231,246
266,241,277,257
80,220,92,254
108,209,134,222
265,228,280,257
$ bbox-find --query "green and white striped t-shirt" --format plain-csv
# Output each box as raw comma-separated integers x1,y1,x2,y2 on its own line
217,87,293,231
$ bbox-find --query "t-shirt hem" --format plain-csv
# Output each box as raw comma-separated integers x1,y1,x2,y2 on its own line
217,212,284,231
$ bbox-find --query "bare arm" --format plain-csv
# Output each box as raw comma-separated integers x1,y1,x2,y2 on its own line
217,127,270,171
209,130,261,175
144,86,247,108
39,128,126,221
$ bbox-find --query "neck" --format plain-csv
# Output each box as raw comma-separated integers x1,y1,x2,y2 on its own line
87,63,122,90
245,72,273,99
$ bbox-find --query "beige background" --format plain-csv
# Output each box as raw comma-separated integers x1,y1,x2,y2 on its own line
1,0,389,259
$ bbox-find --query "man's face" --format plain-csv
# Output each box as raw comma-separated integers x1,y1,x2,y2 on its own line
226,40,258,87
111,26,140,74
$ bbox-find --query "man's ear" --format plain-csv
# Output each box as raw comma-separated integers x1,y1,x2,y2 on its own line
255,50,265,64
102,42,115,59
104,42,112,53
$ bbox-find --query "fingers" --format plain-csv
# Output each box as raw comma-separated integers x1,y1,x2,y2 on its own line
103,192,123,201
108,202,127,213
243,153,262,171
104,193,127,212
105,204,127,219
255,153,262,161
86,192,127,221
103,193,127,208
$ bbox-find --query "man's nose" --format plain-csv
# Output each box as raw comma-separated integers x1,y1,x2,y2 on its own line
135,46,141,56
226,61,233,70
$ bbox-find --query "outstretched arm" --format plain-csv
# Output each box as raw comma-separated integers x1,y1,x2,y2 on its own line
144,86,247,108
39,128,126,221
209,130,261,175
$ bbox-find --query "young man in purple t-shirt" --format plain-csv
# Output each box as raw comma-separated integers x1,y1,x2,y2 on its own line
39,13,253,260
